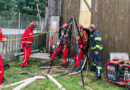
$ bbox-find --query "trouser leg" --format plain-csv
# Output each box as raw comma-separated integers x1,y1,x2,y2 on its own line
75,48,84,67
24,45,31,66
92,50,102,76
0,79,2,85
22,44,26,66
95,51,102,76
62,43,69,65
0,55,4,85
51,45,62,61
22,44,31,67
91,50,97,71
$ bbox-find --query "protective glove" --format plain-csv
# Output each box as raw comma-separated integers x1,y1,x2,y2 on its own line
52,45,56,50
50,61,53,66
2,78,7,83
57,40,60,46
1,37,7,42
94,49,99,55
79,44,83,48
95,51,98,55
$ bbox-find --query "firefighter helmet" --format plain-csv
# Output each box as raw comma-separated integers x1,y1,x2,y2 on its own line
78,24,83,31
29,22,36,28
63,23,68,28
78,24,83,28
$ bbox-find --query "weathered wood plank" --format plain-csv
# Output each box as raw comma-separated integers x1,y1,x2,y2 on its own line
1,34,46,60
91,0,130,61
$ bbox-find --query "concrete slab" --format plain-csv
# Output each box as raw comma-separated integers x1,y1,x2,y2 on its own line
19,53,76,66
19,53,50,62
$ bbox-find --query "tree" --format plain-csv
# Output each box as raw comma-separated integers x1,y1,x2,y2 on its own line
17,0,45,17
0,0,45,17
0,0,7,11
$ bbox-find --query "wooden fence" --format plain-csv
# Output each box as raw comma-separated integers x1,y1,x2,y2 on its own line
0,34,46,60
62,0,80,23
91,0,130,60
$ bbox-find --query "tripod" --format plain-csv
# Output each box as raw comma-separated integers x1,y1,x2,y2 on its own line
48,17,87,88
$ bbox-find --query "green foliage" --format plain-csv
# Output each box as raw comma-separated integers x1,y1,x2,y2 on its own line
18,0,45,17
0,0,45,17
0,0,6,11
21,6,37,15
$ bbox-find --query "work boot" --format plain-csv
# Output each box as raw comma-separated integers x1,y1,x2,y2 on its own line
90,65,96,72
61,64,68,68
2,78,7,83
22,66,28,68
92,76,101,80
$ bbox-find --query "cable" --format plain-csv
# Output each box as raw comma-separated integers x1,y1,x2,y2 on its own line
0,57,87,89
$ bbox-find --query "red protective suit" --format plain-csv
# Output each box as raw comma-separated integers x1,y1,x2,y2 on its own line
51,43,69,65
0,29,4,85
0,55,4,85
75,30,88,67
21,27,34,67
0,29,4,40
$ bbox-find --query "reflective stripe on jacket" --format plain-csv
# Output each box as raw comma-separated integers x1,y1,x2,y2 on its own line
90,29,103,50
21,27,34,45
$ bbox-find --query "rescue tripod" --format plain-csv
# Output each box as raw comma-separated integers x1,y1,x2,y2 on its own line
47,17,91,88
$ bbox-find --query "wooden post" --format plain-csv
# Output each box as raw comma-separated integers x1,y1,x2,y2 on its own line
47,74,66,90
13,76,45,90
84,0,92,12
0,77,35,89
36,4,42,32
45,0,62,51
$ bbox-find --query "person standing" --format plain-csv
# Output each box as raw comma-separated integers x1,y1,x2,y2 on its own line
51,23,70,67
89,24,103,80
21,22,36,67
74,24,88,71
0,28,7,85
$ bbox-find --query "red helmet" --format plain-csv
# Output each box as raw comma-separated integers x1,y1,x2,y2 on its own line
78,24,83,28
63,23,68,28
29,22,36,28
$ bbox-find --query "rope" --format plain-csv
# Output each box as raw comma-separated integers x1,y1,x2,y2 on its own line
0,17,88,88
0,23,73,42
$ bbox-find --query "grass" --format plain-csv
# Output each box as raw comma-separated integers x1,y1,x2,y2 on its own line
2,59,126,90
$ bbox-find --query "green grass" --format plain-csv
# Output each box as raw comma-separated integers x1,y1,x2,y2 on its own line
2,59,126,90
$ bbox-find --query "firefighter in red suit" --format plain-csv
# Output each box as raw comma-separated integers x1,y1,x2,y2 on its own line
74,24,88,71
21,22,36,67
0,28,7,85
51,23,69,67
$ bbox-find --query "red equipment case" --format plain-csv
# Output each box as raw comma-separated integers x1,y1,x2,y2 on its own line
105,58,130,88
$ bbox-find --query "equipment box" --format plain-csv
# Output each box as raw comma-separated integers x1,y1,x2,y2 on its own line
105,59,130,87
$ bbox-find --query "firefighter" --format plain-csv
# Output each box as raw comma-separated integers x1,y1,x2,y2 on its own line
0,28,7,85
89,24,103,80
74,24,88,71
51,23,69,67
21,22,36,67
